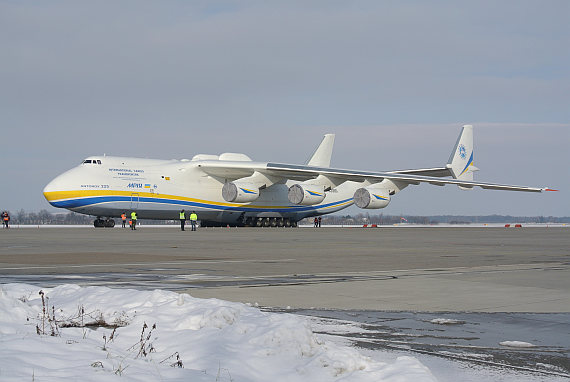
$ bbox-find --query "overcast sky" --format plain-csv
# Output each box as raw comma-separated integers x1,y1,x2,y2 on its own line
1,1,568,216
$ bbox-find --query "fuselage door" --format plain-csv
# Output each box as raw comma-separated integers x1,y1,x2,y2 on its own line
130,193,139,209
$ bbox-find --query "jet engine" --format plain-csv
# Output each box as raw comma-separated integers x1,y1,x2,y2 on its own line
222,182,260,203
353,187,391,209
288,184,326,205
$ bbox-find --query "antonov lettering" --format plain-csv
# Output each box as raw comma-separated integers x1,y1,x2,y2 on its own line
80,184,109,189
109,168,145,173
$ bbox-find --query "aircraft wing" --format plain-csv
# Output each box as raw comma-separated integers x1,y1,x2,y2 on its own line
264,163,549,192
197,161,551,192
389,167,452,177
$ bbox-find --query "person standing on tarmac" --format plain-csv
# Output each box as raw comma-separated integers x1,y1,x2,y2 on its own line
189,211,198,231
318,216,322,228
121,212,127,228
2,211,9,228
130,211,137,230
179,209,186,231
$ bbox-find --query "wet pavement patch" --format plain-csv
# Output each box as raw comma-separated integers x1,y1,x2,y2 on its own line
269,309,570,378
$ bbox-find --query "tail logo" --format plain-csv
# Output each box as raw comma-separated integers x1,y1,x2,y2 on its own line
458,144,467,159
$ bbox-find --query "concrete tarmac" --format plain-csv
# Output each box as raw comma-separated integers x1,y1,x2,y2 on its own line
1,226,569,312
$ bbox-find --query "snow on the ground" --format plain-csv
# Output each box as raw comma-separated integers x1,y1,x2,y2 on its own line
0,284,435,381
429,318,466,325
499,341,536,348
360,348,568,382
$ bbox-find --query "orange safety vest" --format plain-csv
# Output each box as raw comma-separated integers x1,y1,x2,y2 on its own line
3,216,8,221
121,214,126,220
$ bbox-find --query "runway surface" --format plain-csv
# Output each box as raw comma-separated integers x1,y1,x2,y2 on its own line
1,226,568,312
2,226,570,378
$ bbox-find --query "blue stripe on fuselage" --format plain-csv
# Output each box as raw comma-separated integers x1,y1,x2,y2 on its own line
49,195,353,212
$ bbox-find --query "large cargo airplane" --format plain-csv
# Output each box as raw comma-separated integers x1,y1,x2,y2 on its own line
43,125,554,227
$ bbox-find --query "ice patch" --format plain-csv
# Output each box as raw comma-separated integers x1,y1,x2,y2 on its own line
430,318,465,325
499,341,536,348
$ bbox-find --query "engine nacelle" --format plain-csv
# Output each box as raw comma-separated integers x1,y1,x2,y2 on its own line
353,188,391,209
222,182,260,203
288,184,326,205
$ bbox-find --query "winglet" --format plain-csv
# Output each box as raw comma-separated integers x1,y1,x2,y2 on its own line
544,188,559,192
307,134,335,167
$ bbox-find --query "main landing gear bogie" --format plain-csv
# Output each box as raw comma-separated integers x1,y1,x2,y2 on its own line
245,217,296,228
94,218,116,228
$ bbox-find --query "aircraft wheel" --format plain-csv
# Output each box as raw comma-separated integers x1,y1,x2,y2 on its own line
262,218,270,227
105,219,115,228
291,221,298,227
256,219,263,227
94,219,104,228
278,219,284,227
270,218,277,227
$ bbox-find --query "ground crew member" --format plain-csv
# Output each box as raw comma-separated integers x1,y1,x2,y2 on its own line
189,211,198,231
130,211,137,230
318,216,322,228
179,209,186,231
2,211,9,229
121,212,127,228
314,217,318,227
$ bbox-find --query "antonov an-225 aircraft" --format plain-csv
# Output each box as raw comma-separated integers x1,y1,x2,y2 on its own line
43,125,554,227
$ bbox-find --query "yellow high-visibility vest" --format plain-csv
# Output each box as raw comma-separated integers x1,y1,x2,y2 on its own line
180,212,185,219
190,213,197,221
131,212,137,220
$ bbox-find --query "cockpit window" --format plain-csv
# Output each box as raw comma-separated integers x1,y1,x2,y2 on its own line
82,159,102,165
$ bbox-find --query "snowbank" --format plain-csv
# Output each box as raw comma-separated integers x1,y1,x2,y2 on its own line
0,284,435,381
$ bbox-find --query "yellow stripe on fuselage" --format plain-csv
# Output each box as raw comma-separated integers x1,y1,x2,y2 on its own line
43,189,347,210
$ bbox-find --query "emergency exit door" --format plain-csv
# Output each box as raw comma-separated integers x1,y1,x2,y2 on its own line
130,193,139,209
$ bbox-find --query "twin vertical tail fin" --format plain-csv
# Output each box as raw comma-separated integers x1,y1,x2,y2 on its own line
447,125,479,186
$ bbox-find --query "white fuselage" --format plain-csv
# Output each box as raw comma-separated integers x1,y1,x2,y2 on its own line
43,156,356,224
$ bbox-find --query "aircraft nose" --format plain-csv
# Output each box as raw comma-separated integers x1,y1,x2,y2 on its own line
43,177,62,206
43,169,75,206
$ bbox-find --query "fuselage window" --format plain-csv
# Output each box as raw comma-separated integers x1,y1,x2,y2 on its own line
97,160,102,164
83,160,92,164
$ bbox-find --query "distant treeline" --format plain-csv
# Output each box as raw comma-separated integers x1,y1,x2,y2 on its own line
3,209,568,226
302,213,569,225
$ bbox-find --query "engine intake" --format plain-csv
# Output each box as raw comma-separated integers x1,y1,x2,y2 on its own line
288,184,326,205
222,182,260,203
353,188,391,209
